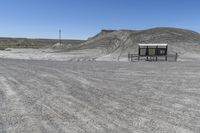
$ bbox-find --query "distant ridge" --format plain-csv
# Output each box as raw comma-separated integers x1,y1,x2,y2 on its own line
0,37,85,49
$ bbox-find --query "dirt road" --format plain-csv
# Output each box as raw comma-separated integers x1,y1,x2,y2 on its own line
0,59,200,133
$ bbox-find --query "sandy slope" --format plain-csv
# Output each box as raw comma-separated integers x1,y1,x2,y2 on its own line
0,48,103,61
0,45,200,62
0,59,200,133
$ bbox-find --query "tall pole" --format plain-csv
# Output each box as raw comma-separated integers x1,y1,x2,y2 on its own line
59,29,61,45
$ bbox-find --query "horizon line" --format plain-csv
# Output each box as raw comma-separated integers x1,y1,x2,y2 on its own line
0,27,199,40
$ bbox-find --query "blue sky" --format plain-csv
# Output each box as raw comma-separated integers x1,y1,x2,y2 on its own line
0,0,199,39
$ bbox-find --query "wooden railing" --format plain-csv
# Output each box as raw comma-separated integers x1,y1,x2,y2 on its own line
128,53,178,62
128,54,139,62
167,53,178,62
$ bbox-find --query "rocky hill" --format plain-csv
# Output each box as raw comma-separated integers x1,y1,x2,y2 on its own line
67,27,200,61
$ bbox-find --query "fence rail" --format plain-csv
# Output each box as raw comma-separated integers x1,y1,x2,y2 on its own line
128,53,178,62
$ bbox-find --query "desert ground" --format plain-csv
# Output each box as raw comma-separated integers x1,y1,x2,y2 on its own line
0,58,200,133
1,28,200,133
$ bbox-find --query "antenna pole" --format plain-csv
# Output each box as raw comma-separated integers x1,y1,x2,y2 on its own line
59,29,61,44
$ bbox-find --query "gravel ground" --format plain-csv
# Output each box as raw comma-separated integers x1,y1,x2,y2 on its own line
0,59,200,133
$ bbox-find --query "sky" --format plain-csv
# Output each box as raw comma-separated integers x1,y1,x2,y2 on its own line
0,0,199,39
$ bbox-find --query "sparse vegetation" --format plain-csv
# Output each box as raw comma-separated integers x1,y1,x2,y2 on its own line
0,38,85,49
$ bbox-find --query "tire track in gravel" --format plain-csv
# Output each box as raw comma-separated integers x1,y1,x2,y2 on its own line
0,60,131,132
0,61,86,133
0,60,125,132
0,59,196,133
0,75,46,133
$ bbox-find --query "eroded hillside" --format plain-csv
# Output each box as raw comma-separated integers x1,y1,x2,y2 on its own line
65,27,200,61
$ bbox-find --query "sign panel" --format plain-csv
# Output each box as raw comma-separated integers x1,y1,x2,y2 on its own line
148,49,156,56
